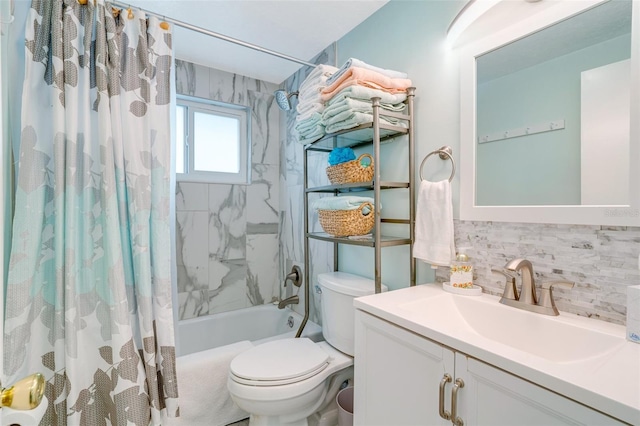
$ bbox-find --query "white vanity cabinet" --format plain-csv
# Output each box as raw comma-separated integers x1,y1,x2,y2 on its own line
354,310,625,426
354,309,454,425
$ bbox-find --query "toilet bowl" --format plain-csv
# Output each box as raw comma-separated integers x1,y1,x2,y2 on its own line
227,272,386,426
228,339,353,425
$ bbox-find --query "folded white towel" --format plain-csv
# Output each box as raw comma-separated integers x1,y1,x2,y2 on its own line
167,341,253,426
326,85,407,106
298,64,339,100
296,102,325,121
300,64,338,90
295,112,322,130
296,101,324,117
413,180,455,267
326,58,408,86
322,98,405,122
310,196,376,211
296,124,325,144
298,84,324,102
324,112,406,134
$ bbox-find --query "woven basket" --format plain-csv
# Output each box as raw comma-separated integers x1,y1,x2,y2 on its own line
318,202,375,237
326,153,374,185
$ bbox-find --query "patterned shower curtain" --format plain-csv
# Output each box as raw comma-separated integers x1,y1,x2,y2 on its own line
4,0,179,424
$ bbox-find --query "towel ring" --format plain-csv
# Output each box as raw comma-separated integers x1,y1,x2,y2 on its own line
419,146,456,182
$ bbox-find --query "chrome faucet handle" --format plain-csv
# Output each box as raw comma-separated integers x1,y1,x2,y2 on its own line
491,268,519,300
537,280,574,315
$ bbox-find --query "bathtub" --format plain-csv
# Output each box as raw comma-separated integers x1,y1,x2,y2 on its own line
177,303,323,356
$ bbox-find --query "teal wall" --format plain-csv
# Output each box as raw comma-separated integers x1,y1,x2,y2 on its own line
476,35,630,206
334,0,465,289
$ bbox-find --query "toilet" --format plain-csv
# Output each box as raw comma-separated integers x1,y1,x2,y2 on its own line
227,271,386,426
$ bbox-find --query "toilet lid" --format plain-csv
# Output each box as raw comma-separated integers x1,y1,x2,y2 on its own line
230,338,329,385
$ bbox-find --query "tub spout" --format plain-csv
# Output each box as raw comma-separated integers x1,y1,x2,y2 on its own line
278,295,299,309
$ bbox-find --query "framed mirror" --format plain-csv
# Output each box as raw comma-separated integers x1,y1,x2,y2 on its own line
460,0,640,226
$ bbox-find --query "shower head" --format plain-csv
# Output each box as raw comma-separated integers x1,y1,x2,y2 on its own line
274,90,299,111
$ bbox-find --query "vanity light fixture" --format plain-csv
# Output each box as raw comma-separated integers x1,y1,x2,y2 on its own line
446,0,501,49
446,0,544,48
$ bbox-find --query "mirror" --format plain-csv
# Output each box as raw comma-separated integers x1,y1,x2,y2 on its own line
460,0,640,225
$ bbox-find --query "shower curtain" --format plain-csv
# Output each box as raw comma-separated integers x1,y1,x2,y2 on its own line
4,1,178,424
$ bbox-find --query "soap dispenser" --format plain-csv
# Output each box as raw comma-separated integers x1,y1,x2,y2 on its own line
450,247,473,289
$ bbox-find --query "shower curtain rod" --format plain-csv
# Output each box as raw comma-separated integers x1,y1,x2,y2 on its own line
110,1,317,68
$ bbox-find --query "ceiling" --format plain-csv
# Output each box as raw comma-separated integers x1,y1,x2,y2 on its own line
126,0,389,84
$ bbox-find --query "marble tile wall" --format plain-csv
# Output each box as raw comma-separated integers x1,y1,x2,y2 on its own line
175,59,281,320
279,46,337,324
435,221,640,325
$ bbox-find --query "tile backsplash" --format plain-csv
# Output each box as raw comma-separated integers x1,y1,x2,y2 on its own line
436,220,640,325
175,59,280,320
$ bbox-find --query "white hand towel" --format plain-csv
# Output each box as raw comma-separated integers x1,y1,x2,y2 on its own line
167,341,253,426
413,180,455,267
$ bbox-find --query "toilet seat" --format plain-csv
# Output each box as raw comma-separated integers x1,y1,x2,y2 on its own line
230,338,330,386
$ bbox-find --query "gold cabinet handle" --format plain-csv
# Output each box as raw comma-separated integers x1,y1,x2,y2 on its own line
450,378,465,426
438,373,452,420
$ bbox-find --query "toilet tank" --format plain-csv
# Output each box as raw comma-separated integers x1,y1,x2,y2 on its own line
317,271,387,356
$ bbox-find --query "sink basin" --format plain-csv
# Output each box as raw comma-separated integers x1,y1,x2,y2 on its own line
400,292,625,363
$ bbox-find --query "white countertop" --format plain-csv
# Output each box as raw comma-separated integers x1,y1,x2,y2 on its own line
354,283,640,425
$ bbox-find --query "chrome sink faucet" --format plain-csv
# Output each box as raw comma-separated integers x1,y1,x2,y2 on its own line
494,258,574,316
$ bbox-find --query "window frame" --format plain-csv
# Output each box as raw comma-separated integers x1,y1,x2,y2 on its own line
176,95,252,185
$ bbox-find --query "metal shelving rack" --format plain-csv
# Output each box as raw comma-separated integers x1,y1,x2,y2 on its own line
295,87,416,337
307,86,415,284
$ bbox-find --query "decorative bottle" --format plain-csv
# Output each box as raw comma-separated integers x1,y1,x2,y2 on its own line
450,248,473,289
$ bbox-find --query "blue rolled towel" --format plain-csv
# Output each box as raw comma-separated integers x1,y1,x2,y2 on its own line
328,147,356,166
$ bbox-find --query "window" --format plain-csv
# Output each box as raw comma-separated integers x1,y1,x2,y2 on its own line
176,96,251,184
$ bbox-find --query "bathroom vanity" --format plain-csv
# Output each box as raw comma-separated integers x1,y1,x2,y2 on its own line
353,284,640,425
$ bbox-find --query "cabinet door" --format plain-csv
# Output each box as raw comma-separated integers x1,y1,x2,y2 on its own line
455,353,625,426
354,310,455,426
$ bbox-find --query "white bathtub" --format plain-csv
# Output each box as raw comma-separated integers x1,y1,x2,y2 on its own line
177,303,322,356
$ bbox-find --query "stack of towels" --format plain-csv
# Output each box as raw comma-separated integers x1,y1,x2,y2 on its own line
293,59,411,144
320,59,411,133
295,64,338,144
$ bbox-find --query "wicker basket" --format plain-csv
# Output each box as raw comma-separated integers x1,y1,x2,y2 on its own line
326,153,374,185
318,202,375,237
